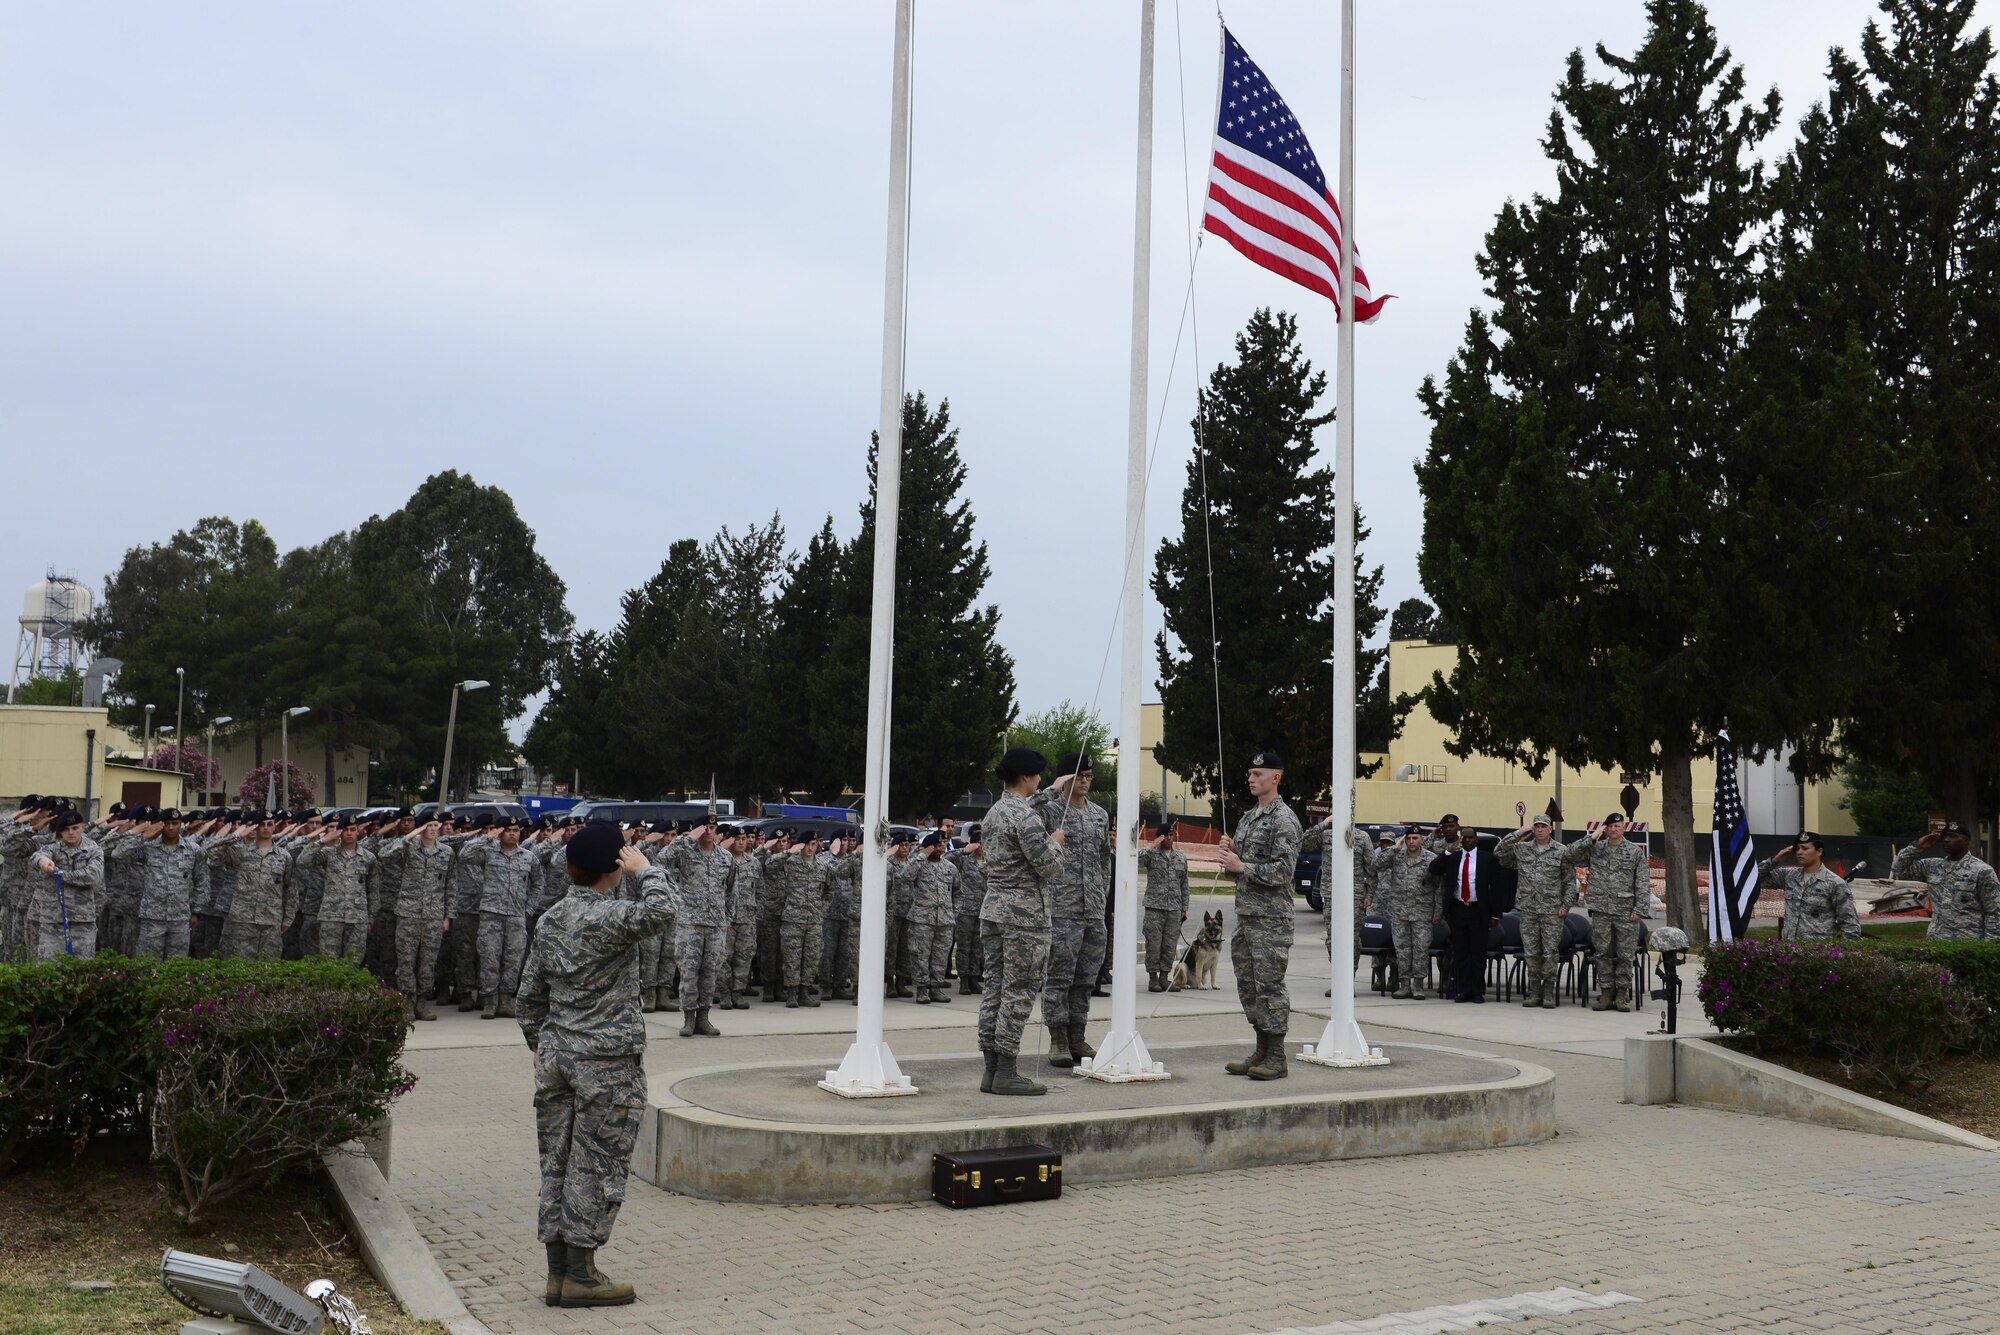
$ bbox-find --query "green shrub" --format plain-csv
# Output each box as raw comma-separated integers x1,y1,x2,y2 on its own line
1699,939,1986,1090
1869,939,2000,1051
0,956,405,1180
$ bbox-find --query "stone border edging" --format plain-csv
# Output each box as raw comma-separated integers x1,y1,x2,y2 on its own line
1624,1035,1999,1151
320,1142,496,1335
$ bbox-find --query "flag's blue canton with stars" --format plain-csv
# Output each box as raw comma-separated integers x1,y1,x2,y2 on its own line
1217,29,1328,195
1708,731,1758,942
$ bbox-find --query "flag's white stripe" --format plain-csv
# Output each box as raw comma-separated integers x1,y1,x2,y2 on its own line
1206,170,1364,295
1204,197,1344,296
1210,141,1378,303
1213,139,1344,241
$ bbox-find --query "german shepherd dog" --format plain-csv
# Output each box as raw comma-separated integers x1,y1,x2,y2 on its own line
1170,910,1224,991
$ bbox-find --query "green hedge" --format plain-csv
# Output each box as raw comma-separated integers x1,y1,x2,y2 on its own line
0,956,401,1176
1698,939,1988,1090
1869,939,2000,1050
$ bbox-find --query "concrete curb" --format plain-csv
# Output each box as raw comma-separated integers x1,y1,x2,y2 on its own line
320,1142,496,1335
647,1041,1556,1203
1624,1035,1999,1151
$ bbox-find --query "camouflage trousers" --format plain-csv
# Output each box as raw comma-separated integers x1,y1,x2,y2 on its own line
478,913,527,998
905,921,952,992
1040,916,1105,1030
779,920,823,990
840,916,864,996
886,916,911,984
190,912,226,959
755,912,784,992
726,919,758,995
1231,912,1293,1035
135,916,191,959
534,1050,647,1249
1594,915,1640,1003
977,922,1049,1058
676,924,727,1011
101,904,138,956
952,913,982,984
819,915,849,990
1520,910,1563,1000
638,931,670,993
452,909,483,997
318,919,367,965
1389,915,1430,994
219,920,284,961
33,921,96,959
1142,908,1179,975
396,914,444,1000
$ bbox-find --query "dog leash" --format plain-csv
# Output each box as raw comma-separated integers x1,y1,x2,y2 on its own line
55,868,74,957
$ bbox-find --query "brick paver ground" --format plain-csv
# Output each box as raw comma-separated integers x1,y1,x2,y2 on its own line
389,912,2000,1335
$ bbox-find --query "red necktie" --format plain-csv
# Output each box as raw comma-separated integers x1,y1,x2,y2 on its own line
1459,855,1473,904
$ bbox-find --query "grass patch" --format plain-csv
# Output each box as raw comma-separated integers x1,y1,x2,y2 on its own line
1758,1050,2000,1141
0,1141,446,1334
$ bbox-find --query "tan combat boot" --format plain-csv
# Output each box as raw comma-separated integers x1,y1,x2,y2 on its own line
543,1241,565,1307
496,995,517,1018
1248,1034,1289,1081
1068,1024,1095,1061
989,1052,1047,1096
479,993,498,1019
1046,1026,1074,1069
560,1246,635,1308
1224,1030,1269,1076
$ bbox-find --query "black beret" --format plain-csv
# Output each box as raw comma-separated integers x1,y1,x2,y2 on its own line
1155,821,1174,838
1602,812,1626,825
1795,830,1823,847
1438,812,1460,824
649,820,674,834
567,821,624,874
1249,751,1283,769
108,803,126,816
52,809,85,831
1940,820,1968,835
997,746,1048,780
495,816,521,830
1054,751,1093,778
967,824,982,841
22,795,42,806
474,812,496,828
796,828,823,842
1403,823,1423,836
159,809,182,822
920,831,943,849
395,807,412,818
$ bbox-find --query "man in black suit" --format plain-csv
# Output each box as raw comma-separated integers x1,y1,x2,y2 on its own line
1431,829,1512,1003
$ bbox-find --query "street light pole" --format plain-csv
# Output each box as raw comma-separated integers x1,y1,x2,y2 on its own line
206,716,234,806
281,706,310,809
174,668,185,798
143,704,156,767
437,680,490,812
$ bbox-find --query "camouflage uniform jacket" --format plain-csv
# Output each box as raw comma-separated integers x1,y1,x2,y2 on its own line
103,832,204,921
976,791,1064,930
1302,824,1373,907
886,854,917,918
17,833,104,926
102,829,145,915
947,850,986,917
909,856,958,927
458,841,538,916
1367,845,1436,919
657,840,732,928
1227,798,1303,920
1890,846,2000,941
202,833,298,927
517,866,678,1058
443,833,486,915
1759,861,1862,941
365,833,405,919
725,853,762,926
1137,846,1189,913
1566,836,1648,917
768,849,857,926
196,844,237,916
375,836,458,924
295,843,379,924
1496,831,1576,916
1029,789,1113,920
0,824,39,915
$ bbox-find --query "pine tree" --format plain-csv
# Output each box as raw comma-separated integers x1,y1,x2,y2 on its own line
1415,0,1808,938
1758,0,2000,829
812,393,1018,818
754,518,846,798
1151,308,1385,819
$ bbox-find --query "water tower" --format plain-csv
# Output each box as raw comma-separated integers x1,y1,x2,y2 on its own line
7,570,93,704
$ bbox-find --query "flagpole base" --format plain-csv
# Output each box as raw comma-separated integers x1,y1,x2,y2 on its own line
1075,1028,1171,1083
1298,1017,1389,1069
819,1040,920,1098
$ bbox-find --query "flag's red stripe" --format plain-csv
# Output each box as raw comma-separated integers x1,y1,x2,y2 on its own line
1211,152,1344,253
1202,214,1338,303
1207,179,1341,281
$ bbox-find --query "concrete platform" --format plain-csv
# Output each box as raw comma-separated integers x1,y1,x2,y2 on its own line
646,1040,1554,1203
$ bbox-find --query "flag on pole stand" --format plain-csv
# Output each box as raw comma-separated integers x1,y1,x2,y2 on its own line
1707,731,1758,943
1202,12,1389,1068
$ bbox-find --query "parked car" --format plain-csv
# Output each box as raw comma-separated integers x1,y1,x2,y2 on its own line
567,799,732,827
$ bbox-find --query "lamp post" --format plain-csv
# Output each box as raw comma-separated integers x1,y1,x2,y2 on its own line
437,680,489,812
157,727,178,804
206,716,234,805
143,703,156,766
174,667,185,781
281,706,311,809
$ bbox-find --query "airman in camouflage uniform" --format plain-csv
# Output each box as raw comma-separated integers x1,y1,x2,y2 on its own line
754,833,788,1002
978,747,1066,1096
721,831,762,1008
5,809,103,958
1302,818,1370,978
99,811,144,955
459,819,539,1018
948,830,987,994
192,835,235,959
768,832,858,1010
517,826,676,1310
207,819,300,960
0,803,54,956
1370,826,1440,999
1137,824,1189,991
103,812,203,959
1497,815,1575,1007
1565,814,1649,1010
905,833,959,1003
1029,752,1111,1069
658,826,732,1033
885,837,918,997
1219,752,1303,1081
448,819,491,1008
374,822,460,1018
1757,832,1862,941
1892,821,2000,941
296,821,379,964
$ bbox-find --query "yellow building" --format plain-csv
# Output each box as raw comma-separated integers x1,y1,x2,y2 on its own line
1138,638,1856,836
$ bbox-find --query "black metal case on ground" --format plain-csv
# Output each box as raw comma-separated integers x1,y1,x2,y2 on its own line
930,1145,1063,1208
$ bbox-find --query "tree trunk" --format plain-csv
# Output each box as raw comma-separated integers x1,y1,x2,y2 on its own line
1661,741,1706,944
253,721,264,768
323,734,337,809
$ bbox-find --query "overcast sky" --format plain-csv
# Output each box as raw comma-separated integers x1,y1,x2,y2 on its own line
4,1,1985,737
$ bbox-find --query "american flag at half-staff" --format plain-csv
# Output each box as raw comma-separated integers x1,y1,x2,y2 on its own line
1708,731,1759,942
1203,26,1390,320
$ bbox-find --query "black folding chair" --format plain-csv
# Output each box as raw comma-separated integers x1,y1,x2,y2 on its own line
1559,911,1595,1004
1428,918,1452,997
1488,910,1523,1001
1359,913,1396,994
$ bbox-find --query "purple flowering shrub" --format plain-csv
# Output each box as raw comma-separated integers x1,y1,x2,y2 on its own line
1699,939,1985,1091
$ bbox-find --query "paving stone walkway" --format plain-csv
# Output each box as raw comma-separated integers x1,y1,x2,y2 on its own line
388,915,1999,1334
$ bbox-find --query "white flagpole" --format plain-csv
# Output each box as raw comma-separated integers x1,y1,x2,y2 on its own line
823,0,918,1098
1080,0,1167,1084
1303,0,1386,1069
